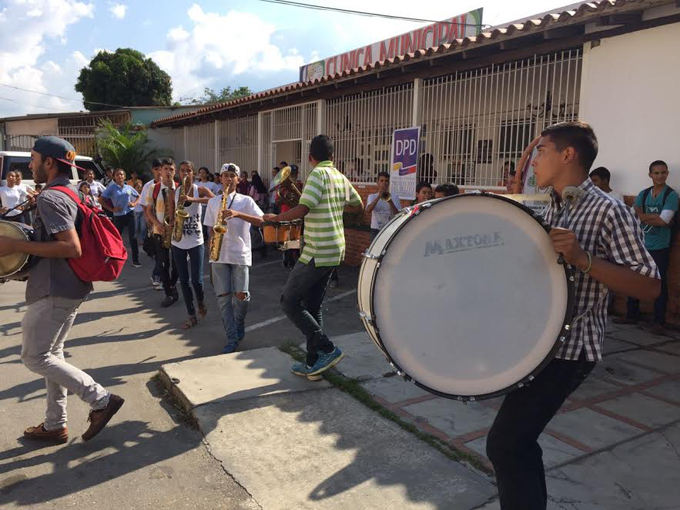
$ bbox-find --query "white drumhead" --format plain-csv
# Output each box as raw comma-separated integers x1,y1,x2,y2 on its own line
371,195,570,398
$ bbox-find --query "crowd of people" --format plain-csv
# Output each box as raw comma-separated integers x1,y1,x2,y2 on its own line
0,126,671,510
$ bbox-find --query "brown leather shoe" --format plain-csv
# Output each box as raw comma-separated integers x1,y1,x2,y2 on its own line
24,423,68,443
82,394,125,442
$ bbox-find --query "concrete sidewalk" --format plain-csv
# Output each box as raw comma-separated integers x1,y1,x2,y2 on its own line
161,320,680,510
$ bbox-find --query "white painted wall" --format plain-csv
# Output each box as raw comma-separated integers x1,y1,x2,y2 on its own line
579,22,680,196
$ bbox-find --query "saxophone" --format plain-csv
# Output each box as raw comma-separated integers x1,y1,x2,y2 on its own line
172,176,190,242
162,184,173,249
209,191,229,261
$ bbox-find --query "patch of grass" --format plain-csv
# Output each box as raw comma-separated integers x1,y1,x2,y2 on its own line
150,372,199,430
277,344,491,475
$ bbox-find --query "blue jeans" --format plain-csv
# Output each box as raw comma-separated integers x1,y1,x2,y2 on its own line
280,259,335,366
134,211,147,245
211,263,250,347
172,245,205,317
113,212,139,264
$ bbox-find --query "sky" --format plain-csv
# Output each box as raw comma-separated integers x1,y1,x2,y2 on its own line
0,0,577,118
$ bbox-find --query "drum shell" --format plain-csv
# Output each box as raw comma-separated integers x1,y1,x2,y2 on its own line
262,220,303,244
357,194,574,401
0,220,35,280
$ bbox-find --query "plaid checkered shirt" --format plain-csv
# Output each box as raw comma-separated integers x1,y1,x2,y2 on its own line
543,178,659,362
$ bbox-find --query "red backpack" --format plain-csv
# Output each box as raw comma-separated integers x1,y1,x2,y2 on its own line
51,186,127,282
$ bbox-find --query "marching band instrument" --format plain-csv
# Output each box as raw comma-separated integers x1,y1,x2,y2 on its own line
209,191,233,262
381,191,391,202
172,176,190,242
162,184,173,249
275,166,302,208
0,220,37,280
358,193,574,401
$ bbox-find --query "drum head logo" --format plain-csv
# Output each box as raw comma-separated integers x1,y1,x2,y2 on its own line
424,231,505,257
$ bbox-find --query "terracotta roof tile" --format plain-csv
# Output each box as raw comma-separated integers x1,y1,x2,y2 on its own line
152,0,657,127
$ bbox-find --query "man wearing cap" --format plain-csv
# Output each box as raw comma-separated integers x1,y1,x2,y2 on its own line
0,136,124,443
204,163,264,353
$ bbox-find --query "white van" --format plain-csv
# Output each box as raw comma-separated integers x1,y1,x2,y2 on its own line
0,151,105,187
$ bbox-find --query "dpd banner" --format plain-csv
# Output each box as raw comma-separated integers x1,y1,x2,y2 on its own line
390,126,420,200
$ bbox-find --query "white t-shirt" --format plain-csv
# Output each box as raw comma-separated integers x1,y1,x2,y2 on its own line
367,193,402,230
0,185,27,217
609,190,624,203
204,192,264,266
172,183,204,250
197,181,221,195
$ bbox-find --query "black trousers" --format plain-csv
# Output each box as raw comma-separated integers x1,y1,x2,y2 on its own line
152,235,178,297
626,247,670,325
113,212,139,264
486,352,596,510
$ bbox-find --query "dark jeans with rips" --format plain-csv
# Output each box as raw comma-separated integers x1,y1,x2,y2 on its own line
113,211,139,264
486,352,596,510
171,245,205,317
152,235,178,297
626,247,670,325
280,259,335,367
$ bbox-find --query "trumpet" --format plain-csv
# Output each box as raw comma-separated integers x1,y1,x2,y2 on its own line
210,190,230,262
173,176,190,242
380,191,391,202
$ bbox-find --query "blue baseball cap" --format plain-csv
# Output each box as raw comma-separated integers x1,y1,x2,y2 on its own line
33,136,77,166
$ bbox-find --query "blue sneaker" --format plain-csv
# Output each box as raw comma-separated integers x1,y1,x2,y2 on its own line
291,362,315,377
309,347,345,376
222,342,238,354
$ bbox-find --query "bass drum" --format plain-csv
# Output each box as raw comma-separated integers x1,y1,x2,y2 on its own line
0,219,36,280
358,193,574,401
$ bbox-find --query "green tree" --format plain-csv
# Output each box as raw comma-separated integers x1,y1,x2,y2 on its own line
180,86,253,105
96,119,167,180
75,48,173,111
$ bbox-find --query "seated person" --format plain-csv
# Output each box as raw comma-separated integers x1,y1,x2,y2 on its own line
434,183,460,198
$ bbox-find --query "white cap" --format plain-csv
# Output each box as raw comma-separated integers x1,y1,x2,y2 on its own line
220,163,240,175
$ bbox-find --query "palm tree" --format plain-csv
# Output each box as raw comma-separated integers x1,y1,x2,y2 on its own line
96,119,168,180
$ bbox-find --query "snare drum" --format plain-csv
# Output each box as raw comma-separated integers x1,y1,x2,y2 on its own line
0,219,36,280
358,193,574,401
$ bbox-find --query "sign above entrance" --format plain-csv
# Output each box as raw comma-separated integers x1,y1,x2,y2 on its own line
299,8,483,83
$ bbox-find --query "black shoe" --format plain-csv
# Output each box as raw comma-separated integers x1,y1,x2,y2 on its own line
161,293,178,308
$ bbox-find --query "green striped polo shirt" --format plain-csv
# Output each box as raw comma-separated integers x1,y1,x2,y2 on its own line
299,161,363,266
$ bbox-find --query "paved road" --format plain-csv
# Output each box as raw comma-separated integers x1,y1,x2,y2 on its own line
0,251,361,509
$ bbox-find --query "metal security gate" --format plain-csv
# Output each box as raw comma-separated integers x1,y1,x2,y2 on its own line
217,115,258,175
326,83,413,183
421,49,582,187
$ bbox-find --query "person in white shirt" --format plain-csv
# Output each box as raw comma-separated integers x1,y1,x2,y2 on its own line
79,169,106,209
204,163,264,354
169,161,214,329
0,170,29,222
144,158,179,307
589,167,624,203
142,160,163,288
365,171,402,240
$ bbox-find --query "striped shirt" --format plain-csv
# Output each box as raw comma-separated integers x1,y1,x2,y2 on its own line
544,178,659,362
299,161,363,266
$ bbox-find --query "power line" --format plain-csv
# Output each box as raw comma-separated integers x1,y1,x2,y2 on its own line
0,83,131,110
0,95,63,112
258,0,489,28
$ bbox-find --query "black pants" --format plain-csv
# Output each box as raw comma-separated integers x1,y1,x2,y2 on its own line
113,212,139,264
152,235,178,297
486,352,596,510
626,247,670,325
280,259,335,366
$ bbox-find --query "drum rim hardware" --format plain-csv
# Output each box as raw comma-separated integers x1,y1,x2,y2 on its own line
358,192,576,402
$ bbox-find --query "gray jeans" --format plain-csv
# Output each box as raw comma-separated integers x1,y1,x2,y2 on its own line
21,296,110,430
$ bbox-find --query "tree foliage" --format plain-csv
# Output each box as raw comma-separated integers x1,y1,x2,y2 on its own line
180,86,253,105
75,48,173,111
96,119,166,179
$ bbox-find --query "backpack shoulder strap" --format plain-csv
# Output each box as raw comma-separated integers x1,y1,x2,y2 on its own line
152,182,161,201
641,186,653,214
663,186,674,206
50,185,86,210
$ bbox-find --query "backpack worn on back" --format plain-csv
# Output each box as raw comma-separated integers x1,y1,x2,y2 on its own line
51,186,127,282
641,186,678,230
